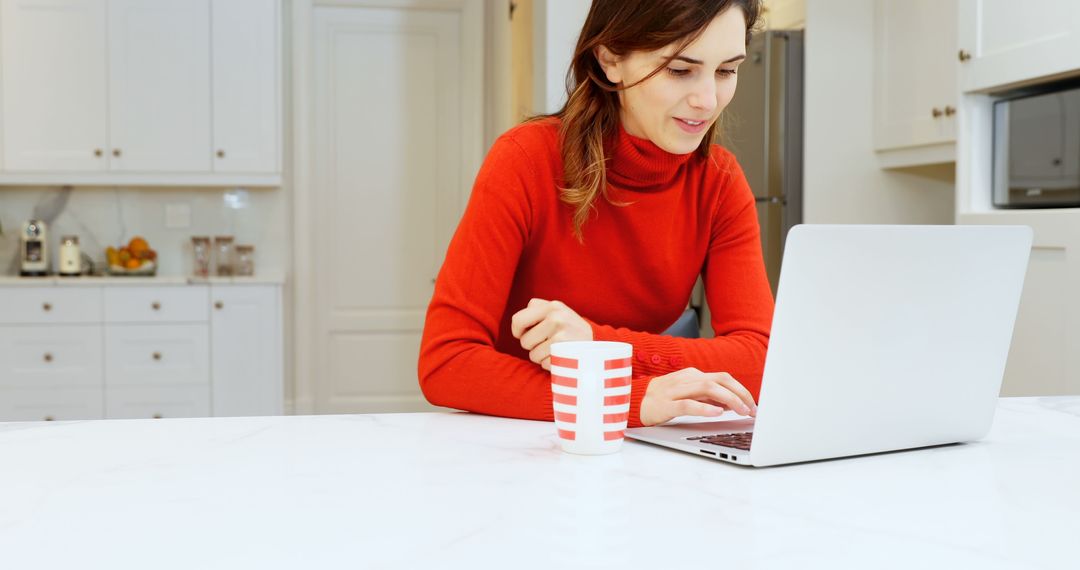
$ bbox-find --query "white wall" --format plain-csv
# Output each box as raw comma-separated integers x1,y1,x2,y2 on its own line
532,0,590,114
803,0,954,224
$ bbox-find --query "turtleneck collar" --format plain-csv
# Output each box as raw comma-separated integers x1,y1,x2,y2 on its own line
606,122,696,193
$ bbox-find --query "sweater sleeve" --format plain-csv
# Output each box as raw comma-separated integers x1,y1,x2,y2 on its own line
417,136,661,425
589,152,774,401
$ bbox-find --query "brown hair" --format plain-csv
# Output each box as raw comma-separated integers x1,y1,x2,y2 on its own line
551,0,761,240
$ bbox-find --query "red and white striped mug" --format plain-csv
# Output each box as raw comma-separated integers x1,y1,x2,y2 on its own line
550,341,632,455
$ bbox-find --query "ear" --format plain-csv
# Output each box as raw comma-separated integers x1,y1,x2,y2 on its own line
594,45,623,84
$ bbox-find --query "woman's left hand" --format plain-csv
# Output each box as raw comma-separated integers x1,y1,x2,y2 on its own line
511,298,593,370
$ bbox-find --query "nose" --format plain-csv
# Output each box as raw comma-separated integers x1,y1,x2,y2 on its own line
687,75,718,114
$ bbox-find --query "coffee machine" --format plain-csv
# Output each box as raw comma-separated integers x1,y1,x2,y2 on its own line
19,220,49,276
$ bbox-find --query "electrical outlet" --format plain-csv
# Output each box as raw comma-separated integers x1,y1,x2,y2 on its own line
165,203,192,229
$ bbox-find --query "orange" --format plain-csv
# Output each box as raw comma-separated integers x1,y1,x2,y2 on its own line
124,258,141,270
128,236,149,257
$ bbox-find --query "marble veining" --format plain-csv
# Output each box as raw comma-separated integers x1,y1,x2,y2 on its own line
0,397,1077,569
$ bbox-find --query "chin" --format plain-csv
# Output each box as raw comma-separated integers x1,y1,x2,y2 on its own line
661,136,704,155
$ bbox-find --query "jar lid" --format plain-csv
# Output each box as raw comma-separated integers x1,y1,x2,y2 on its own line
214,235,234,242
191,235,210,242
235,244,254,252
60,235,79,243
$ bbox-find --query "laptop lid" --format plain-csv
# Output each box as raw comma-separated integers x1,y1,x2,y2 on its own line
747,224,1032,466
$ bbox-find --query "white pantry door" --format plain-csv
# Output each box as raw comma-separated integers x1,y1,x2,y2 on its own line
309,3,478,413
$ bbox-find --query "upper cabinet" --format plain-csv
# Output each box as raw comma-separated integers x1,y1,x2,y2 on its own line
873,0,958,167
0,0,109,172
212,0,281,174
0,0,281,186
107,0,211,173
958,0,1080,93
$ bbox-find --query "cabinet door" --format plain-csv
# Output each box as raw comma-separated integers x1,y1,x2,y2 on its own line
0,0,108,171
874,0,957,151
209,285,283,416
211,0,281,174
107,0,211,172
958,0,1080,92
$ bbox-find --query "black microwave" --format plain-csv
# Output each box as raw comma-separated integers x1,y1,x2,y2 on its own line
992,85,1080,208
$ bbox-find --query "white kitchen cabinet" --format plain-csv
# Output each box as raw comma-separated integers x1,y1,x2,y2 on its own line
0,0,109,171
0,0,282,186
210,284,283,417
107,0,211,172
211,0,281,174
0,281,283,421
873,0,958,167
958,0,1080,93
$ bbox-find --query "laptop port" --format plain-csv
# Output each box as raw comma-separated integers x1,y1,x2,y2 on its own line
719,453,729,460
699,450,716,456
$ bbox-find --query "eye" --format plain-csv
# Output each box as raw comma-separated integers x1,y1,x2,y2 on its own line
717,68,737,78
667,67,691,77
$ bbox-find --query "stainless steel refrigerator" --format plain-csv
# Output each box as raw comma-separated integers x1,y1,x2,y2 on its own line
723,30,803,295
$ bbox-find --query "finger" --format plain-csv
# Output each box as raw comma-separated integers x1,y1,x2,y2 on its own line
519,317,555,352
510,300,550,339
676,399,726,418
712,373,758,410
670,380,751,416
529,339,552,368
540,355,551,371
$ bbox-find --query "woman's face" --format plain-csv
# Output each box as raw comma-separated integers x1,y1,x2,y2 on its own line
597,8,747,154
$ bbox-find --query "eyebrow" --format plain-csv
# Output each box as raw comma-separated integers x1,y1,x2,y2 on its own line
672,54,746,65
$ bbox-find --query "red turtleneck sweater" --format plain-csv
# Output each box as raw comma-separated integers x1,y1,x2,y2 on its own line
418,119,774,427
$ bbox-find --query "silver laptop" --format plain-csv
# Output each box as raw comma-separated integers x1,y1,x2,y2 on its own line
626,224,1033,467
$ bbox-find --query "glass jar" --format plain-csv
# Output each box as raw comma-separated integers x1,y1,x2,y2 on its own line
191,236,211,277
234,244,255,276
214,236,235,276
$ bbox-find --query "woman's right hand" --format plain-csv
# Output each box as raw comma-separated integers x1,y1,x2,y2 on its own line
639,368,758,427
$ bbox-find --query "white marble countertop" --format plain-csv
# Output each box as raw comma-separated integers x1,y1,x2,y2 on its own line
1,397,1077,569
0,274,285,286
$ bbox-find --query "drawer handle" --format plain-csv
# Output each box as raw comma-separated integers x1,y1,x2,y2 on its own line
152,351,162,361
152,413,163,419
214,301,224,310
44,415,55,421
43,352,53,363
42,302,52,312
151,301,161,311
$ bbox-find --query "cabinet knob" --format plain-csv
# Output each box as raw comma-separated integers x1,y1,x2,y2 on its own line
944,106,956,117
214,301,224,310
152,351,162,361
42,302,52,312
932,107,943,118
151,301,161,311
44,416,55,421
152,413,163,419
958,49,971,62
43,352,53,363
94,148,103,157
216,149,225,159
112,148,122,157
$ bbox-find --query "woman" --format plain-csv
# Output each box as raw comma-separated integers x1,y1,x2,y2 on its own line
419,0,771,427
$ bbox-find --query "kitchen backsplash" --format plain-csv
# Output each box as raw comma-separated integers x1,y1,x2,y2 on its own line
0,186,287,277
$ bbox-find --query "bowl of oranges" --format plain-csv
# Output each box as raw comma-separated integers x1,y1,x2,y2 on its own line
106,236,158,276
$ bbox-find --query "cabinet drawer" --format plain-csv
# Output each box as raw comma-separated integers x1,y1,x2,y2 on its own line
0,287,102,324
105,324,210,386
105,385,210,419
0,326,103,388
0,387,104,421
104,286,209,323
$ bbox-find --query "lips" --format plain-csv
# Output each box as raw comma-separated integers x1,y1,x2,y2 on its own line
675,117,710,134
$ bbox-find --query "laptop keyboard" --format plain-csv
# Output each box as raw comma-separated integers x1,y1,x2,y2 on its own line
687,432,753,450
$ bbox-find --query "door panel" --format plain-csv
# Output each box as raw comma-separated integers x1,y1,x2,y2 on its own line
311,6,466,413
